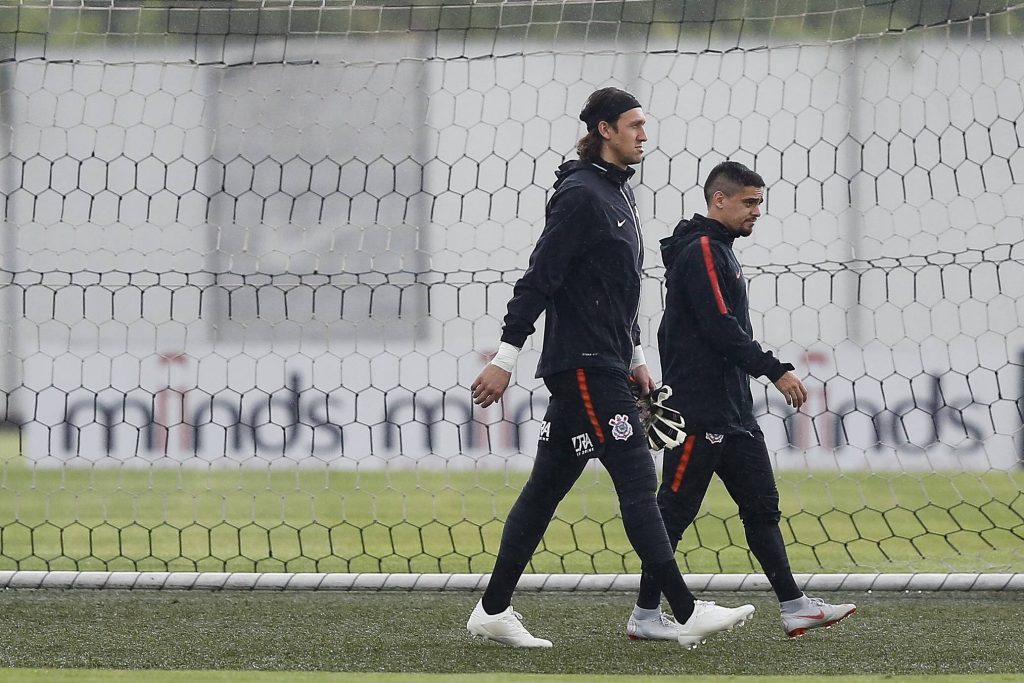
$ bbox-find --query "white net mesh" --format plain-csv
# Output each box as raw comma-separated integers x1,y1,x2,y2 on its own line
0,1,1021,575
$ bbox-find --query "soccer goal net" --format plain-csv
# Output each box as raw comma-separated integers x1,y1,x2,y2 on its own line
0,0,1021,586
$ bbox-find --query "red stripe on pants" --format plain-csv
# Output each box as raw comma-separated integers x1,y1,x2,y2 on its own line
670,434,696,492
576,369,606,444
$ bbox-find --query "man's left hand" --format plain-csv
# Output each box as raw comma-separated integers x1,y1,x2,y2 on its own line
773,371,807,408
631,364,657,398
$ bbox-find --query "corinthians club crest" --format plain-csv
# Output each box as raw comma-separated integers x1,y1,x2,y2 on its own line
608,414,633,441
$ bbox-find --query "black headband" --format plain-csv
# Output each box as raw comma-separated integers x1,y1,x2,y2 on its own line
580,94,642,132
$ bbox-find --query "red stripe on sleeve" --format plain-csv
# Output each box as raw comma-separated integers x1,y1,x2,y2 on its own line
700,235,729,315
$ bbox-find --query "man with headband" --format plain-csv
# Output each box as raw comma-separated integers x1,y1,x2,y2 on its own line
466,87,755,648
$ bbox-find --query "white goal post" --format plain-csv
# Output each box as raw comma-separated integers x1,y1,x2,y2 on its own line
2,571,1022,592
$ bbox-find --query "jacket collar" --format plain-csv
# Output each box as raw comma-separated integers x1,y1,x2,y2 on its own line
691,213,736,245
588,158,635,187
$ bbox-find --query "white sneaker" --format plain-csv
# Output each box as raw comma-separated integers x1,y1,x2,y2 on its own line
466,599,553,648
627,611,681,641
781,596,856,638
676,600,756,649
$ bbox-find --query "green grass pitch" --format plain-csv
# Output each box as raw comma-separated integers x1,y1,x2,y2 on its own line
0,441,1022,681
0,455,1021,573
0,590,1022,679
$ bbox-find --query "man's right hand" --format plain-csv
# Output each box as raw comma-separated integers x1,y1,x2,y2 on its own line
471,364,512,408
773,370,808,408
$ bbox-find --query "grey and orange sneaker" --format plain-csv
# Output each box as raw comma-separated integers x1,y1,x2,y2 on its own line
781,596,856,638
627,610,682,641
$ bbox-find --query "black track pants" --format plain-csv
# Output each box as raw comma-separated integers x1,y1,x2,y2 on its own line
482,368,696,620
636,428,802,609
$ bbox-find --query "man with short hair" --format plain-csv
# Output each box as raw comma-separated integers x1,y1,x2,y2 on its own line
466,89,755,649
626,160,857,640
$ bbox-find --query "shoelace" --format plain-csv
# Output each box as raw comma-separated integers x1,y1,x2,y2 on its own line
502,610,530,634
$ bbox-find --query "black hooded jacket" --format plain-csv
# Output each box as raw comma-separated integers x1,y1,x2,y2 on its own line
658,213,792,434
500,159,644,378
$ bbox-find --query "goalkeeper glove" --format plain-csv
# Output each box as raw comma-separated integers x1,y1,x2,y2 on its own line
636,385,687,451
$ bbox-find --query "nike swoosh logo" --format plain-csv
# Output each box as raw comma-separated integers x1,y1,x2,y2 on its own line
796,610,826,620
617,219,626,227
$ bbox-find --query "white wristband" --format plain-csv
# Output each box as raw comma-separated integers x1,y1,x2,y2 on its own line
489,342,521,373
629,344,646,371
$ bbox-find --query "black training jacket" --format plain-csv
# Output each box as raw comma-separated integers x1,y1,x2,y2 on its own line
500,159,644,378
658,214,792,434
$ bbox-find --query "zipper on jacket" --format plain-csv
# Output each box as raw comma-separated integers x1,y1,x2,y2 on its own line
618,185,644,331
